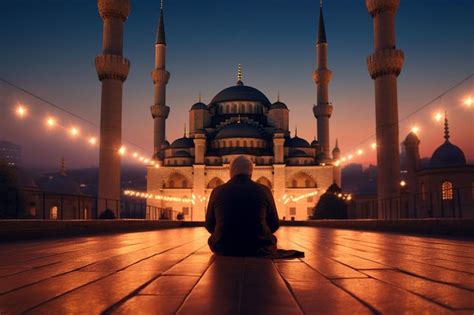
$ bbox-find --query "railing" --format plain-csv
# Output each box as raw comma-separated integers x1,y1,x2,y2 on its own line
0,188,182,220
348,186,473,219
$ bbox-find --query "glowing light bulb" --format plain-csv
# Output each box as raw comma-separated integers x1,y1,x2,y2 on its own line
357,149,364,156
465,97,473,107
154,164,160,168
89,137,97,145
371,142,377,150
434,112,442,122
348,155,353,160
70,127,79,137
16,105,27,118
411,126,420,134
341,157,347,162
144,159,150,164
133,152,138,158
139,156,144,162
46,117,56,128
118,146,126,155
400,180,407,187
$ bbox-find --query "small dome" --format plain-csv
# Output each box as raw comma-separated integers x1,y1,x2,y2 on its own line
286,136,310,148
290,150,311,158
172,150,192,158
311,139,319,147
430,141,466,168
42,174,81,195
161,140,170,148
404,132,420,145
215,123,264,139
270,101,288,110
170,137,194,148
332,147,340,154
211,84,270,105
190,102,208,111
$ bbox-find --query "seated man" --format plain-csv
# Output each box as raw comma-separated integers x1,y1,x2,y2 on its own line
205,155,290,257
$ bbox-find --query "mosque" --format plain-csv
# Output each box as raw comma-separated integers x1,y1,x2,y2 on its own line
145,4,341,221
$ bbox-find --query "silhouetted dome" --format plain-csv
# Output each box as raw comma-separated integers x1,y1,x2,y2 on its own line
43,174,81,195
290,150,310,158
172,150,192,158
286,136,310,148
430,141,466,168
270,101,288,110
190,102,208,111
332,147,340,155
161,140,170,148
215,123,264,139
404,132,420,145
311,139,319,147
170,137,194,148
211,84,270,105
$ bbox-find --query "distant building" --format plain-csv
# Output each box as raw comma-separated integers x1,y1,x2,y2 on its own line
0,140,22,167
403,114,474,218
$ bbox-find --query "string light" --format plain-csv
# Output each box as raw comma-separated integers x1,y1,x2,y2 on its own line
465,97,473,107
46,117,56,128
400,180,407,187
16,105,27,118
411,126,420,134
69,127,79,137
434,112,443,122
89,137,97,145
118,146,126,155
371,142,377,150
357,149,364,156
124,190,195,204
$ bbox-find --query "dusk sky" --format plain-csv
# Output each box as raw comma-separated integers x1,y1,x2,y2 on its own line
0,0,472,169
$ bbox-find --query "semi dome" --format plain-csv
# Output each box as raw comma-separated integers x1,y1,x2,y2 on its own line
211,84,270,105
430,141,466,168
311,139,319,147
286,136,310,148
290,150,311,158
270,101,288,110
43,174,81,195
215,123,264,139
170,137,194,148
190,102,208,111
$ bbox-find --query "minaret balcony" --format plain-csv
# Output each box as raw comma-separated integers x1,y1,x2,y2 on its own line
313,103,333,118
95,54,130,81
367,48,404,79
366,0,400,17
312,69,333,85
98,0,131,21
152,68,170,84
151,104,170,119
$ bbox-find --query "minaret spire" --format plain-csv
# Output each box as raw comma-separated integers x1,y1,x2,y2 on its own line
237,64,243,85
156,0,166,45
318,1,327,44
444,111,450,141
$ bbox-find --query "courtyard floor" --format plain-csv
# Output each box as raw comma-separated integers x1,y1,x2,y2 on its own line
0,227,473,314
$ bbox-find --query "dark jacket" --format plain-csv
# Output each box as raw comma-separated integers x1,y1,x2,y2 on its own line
205,174,280,256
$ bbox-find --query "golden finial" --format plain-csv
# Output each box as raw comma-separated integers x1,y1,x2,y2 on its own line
198,91,202,102
60,157,66,176
237,64,243,84
277,91,280,102
444,111,450,141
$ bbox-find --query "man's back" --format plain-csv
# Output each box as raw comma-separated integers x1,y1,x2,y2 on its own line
205,174,279,256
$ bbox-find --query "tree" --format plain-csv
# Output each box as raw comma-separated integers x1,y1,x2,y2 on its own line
310,183,348,219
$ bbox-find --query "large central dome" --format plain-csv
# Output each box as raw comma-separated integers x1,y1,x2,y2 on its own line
210,83,271,105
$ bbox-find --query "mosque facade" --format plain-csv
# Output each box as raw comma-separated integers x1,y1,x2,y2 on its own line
146,4,340,221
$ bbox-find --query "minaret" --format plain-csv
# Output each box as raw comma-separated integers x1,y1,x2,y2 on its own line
151,0,171,159
366,0,404,219
332,139,341,187
403,132,420,194
313,1,333,159
95,0,131,215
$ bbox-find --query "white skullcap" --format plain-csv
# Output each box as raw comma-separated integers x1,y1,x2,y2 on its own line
229,155,253,178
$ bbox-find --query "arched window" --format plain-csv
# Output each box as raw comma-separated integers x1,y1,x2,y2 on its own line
182,180,188,188
240,104,245,112
236,140,240,147
232,104,237,112
50,206,58,220
208,177,224,189
243,140,247,147
83,208,88,220
292,180,297,188
229,141,233,147
441,181,453,200
169,180,175,188
305,179,311,188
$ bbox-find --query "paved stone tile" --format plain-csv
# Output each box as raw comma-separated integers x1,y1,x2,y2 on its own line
334,278,452,314
112,295,185,315
26,271,159,314
0,271,109,314
363,270,474,310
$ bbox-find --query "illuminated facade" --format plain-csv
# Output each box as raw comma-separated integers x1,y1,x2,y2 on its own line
146,4,340,221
